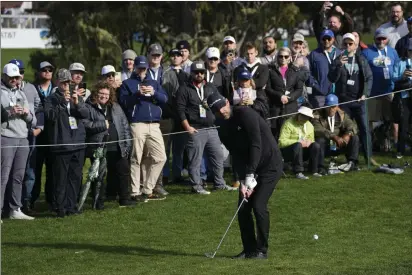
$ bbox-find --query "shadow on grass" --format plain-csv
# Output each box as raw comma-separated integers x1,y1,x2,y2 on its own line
3,242,205,257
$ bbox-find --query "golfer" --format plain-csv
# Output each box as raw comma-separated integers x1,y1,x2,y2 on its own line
207,92,283,259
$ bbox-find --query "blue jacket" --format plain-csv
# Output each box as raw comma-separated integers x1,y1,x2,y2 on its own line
393,59,412,99
308,47,342,96
119,73,168,123
362,45,399,96
146,66,164,85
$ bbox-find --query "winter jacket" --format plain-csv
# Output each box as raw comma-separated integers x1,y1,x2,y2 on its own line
176,81,217,129
278,116,315,148
162,67,189,120
395,33,412,59
147,66,164,84
392,59,412,123
1,81,33,139
362,45,399,96
83,98,132,158
328,53,373,102
34,81,57,145
313,10,354,48
308,47,342,96
44,89,89,153
313,108,357,140
205,66,233,101
118,74,168,123
21,81,42,131
265,63,303,128
233,62,270,90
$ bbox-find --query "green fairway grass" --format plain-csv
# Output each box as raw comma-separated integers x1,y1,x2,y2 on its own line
2,154,412,275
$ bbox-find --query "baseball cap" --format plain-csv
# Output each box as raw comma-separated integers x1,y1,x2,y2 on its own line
206,47,220,59
148,44,163,55
169,48,182,56
134,56,149,69
320,29,335,40
8,59,24,69
342,33,356,42
3,63,21,78
207,92,227,112
292,33,305,43
325,94,339,107
101,65,116,75
122,49,137,61
297,106,314,118
375,28,388,39
407,16,412,23
39,61,54,70
190,61,206,72
69,62,87,73
176,40,191,51
57,68,72,82
237,69,252,80
223,36,236,43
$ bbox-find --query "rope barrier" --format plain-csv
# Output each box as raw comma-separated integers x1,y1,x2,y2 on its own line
1,86,411,149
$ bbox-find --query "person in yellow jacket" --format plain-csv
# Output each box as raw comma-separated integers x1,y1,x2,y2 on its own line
278,106,322,179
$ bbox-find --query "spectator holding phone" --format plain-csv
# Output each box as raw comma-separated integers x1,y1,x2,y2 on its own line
118,56,168,202
69,62,90,99
1,64,34,220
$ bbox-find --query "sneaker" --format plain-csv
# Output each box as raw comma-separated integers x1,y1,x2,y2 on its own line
144,193,166,201
119,200,136,207
396,153,403,159
313,173,323,177
213,184,237,191
182,169,189,177
201,180,208,189
154,185,169,196
131,195,148,203
338,161,355,172
232,181,240,188
295,173,309,180
192,186,211,195
9,208,35,220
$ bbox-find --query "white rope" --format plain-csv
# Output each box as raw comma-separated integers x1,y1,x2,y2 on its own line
1,87,411,149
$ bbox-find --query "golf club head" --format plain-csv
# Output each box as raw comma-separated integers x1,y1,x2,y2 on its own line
205,252,216,259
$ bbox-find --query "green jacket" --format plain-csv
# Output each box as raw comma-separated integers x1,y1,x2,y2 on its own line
278,116,315,148
313,109,357,140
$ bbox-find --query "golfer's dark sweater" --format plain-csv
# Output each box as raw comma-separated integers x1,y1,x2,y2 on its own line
217,106,283,179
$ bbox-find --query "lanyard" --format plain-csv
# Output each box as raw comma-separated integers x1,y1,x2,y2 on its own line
298,123,307,140
206,70,215,83
149,68,159,81
328,116,335,132
250,65,259,77
324,48,336,64
67,102,71,116
376,46,387,57
195,84,204,100
347,56,356,76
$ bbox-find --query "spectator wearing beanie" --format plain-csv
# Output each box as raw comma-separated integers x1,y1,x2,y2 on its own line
176,40,193,74
121,49,137,81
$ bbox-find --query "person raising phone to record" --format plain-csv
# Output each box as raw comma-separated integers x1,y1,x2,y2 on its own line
69,62,91,99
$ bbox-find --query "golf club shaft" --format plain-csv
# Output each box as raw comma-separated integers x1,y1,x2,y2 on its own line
211,197,248,255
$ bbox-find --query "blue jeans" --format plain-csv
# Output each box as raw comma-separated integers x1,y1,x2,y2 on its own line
22,134,36,204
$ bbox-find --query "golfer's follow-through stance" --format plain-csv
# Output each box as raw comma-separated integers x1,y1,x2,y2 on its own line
207,92,283,259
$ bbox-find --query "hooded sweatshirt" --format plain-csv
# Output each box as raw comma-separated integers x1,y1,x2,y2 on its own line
1,80,33,138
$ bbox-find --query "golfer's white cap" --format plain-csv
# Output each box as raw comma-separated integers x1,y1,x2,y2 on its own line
3,63,21,77
101,65,116,75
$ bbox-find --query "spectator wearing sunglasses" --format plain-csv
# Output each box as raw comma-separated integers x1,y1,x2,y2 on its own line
32,61,57,210
8,59,43,213
204,47,232,99
307,29,342,108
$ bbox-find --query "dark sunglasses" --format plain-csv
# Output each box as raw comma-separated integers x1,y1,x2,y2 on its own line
8,76,20,80
41,68,53,73
344,42,354,46
278,55,290,59
105,72,115,78
376,37,387,41
19,70,25,75
193,71,205,75
322,37,333,41
208,57,219,61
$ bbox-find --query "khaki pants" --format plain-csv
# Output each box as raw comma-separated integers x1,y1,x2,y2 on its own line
130,122,166,195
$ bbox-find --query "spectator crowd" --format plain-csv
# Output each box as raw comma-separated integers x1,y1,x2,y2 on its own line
1,2,412,220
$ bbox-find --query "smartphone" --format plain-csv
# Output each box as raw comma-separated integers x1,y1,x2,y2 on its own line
69,84,76,96
16,98,22,106
78,82,87,90
343,50,349,56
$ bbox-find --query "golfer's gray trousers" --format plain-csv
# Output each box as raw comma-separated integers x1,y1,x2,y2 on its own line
186,128,225,188
1,137,29,211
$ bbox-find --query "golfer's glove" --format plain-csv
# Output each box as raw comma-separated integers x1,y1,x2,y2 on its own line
244,174,257,190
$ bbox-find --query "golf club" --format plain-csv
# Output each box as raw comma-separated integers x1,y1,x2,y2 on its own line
205,197,248,259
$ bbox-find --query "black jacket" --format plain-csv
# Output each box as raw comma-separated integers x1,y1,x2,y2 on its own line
265,64,303,127
205,66,232,100
83,99,132,158
392,65,412,123
162,67,190,120
233,63,270,90
328,54,373,102
395,33,412,59
217,106,283,180
176,81,218,129
44,90,89,153
34,82,57,145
